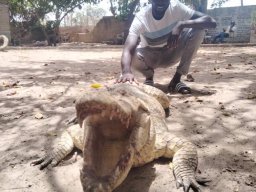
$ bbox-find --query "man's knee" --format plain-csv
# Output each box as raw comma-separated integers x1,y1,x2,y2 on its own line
131,51,154,78
187,29,205,43
180,29,205,51
131,51,144,71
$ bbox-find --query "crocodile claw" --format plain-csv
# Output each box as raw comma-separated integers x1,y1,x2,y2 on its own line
31,154,57,170
176,178,183,188
176,177,202,192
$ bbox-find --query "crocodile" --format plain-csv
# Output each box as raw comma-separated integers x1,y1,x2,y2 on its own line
32,83,207,192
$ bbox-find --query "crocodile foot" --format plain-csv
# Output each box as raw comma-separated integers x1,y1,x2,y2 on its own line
31,153,59,170
176,176,211,192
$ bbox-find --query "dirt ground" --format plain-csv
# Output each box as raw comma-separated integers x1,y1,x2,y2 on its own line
0,45,256,192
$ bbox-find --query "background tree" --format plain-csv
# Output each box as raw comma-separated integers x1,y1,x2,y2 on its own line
109,0,140,21
108,0,232,19
8,0,232,43
8,0,52,43
210,0,230,8
8,0,102,42
63,5,106,27
180,0,208,12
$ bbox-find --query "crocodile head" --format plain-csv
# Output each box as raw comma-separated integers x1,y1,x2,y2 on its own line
76,85,150,192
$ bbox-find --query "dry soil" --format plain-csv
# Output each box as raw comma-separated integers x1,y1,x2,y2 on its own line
0,45,256,192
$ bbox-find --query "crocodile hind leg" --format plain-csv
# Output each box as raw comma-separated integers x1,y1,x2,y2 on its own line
31,126,76,170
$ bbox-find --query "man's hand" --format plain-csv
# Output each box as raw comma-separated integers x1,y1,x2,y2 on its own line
116,73,138,84
167,22,183,49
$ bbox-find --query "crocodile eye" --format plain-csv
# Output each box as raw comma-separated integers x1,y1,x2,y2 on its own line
120,90,127,96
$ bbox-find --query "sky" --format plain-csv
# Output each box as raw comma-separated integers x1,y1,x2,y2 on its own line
208,0,256,8
98,0,256,16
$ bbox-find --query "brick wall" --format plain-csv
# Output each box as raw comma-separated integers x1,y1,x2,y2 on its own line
80,6,256,44
207,5,256,43
80,16,131,43
0,2,11,40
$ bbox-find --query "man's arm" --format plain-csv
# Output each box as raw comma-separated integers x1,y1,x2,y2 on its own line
116,35,139,83
167,11,216,48
179,11,217,30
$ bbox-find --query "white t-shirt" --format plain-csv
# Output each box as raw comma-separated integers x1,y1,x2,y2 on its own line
129,0,195,48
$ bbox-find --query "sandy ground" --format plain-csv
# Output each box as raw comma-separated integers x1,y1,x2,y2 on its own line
0,45,256,192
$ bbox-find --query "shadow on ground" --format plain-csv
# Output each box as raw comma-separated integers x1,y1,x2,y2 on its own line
0,47,255,191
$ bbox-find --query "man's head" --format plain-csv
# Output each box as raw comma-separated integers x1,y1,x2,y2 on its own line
151,0,170,20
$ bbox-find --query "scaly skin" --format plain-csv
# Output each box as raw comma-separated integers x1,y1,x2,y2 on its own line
32,83,205,192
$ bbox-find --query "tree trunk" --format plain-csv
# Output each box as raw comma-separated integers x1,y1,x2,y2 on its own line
127,0,139,21
109,0,116,16
200,0,208,13
181,0,208,13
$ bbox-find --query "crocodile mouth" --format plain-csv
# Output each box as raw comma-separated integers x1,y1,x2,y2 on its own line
77,91,147,191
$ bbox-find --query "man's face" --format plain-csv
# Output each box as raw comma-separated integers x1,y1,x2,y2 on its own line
152,0,170,17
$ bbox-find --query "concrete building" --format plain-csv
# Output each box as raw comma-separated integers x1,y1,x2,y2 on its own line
207,5,256,43
72,5,256,44
0,0,11,40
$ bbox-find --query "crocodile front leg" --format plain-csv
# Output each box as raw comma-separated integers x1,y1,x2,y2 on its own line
164,136,204,192
31,125,78,170
152,116,205,192
172,140,201,192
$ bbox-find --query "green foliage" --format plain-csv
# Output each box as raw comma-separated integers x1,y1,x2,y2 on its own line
8,0,103,41
30,22,47,41
210,0,230,8
180,0,207,12
8,0,102,25
64,4,106,26
108,0,232,20
9,0,48,23
110,0,139,20
110,0,210,19
8,0,105,43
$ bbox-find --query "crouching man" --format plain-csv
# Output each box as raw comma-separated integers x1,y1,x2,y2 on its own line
116,0,216,94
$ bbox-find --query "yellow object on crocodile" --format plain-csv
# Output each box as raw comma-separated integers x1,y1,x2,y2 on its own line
90,83,102,89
